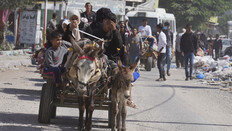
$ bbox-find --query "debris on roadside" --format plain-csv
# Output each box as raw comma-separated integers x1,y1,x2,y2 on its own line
193,56,232,88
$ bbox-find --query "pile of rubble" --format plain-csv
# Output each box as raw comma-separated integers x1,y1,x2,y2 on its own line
193,55,232,87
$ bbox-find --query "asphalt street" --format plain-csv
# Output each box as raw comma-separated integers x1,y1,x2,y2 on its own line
0,66,232,131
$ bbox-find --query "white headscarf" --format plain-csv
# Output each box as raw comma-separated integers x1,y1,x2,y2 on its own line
62,19,70,29
68,10,81,41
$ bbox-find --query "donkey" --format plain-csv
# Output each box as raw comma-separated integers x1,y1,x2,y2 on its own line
110,58,139,131
68,39,104,131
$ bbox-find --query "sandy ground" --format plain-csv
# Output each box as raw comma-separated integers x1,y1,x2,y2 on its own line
1,65,232,131
0,55,31,70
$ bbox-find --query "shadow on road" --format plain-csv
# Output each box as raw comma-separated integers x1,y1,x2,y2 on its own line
27,70,40,73
0,88,41,101
0,112,109,130
27,78,45,87
126,119,232,127
34,83,44,87
28,78,45,83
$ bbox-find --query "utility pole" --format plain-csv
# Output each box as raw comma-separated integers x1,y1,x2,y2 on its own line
64,0,68,19
54,0,57,13
59,0,64,20
43,0,48,44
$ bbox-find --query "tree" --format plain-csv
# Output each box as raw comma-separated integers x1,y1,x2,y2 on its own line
159,0,232,31
0,0,35,50
218,14,232,35
0,0,35,10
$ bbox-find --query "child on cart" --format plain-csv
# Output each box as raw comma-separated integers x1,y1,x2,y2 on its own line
43,30,71,88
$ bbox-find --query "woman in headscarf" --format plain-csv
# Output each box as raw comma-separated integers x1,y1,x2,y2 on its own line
63,10,81,42
62,10,82,71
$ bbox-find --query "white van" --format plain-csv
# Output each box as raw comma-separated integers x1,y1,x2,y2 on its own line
126,8,177,49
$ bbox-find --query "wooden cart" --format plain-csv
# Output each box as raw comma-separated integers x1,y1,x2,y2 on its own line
38,74,113,127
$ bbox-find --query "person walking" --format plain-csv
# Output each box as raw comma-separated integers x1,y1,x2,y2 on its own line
163,22,173,76
213,34,222,60
156,24,167,81
180,24,198,81
176,28,185,68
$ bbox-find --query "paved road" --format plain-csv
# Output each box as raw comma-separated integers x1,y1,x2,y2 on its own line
0,66,232,131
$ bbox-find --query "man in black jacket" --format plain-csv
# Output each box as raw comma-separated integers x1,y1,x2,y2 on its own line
180,24,197,81
86,8,123,62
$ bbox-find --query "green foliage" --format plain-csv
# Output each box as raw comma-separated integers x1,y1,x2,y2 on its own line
218,14,232,35
159,0,232,30
0,0,36,10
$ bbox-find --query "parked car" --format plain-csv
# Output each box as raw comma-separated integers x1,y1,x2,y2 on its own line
221,38,232,56
224,46,232,56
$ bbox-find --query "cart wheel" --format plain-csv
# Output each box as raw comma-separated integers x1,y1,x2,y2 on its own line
145,56,152,71
38,79,55,123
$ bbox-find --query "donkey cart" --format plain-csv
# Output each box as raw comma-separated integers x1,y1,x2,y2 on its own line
38,73,114,128
140,37,157,71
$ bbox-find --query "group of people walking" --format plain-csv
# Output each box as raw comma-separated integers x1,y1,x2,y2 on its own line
156,23,201,81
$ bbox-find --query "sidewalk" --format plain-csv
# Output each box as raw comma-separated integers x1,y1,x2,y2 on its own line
0,50,31,71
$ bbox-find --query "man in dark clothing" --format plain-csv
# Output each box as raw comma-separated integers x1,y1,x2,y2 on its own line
86,8,137,108
213,34,222,60
81,2,96,24
180,24,198,81
163,22,173,76
86,8,123,62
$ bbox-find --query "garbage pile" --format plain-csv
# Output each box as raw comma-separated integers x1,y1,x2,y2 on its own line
193,55,232,87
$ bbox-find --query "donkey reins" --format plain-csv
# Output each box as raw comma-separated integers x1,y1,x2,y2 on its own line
78,56,95,61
